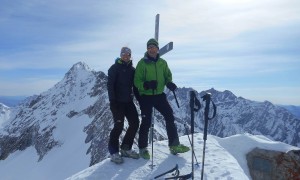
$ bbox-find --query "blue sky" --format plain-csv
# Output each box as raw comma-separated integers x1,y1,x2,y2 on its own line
0,0,300,105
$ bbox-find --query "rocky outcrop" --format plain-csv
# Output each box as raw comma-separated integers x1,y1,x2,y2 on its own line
247,147,300,180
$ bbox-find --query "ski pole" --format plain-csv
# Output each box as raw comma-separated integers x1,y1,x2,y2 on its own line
184,124,200,166
189,91,201,180
200,92,217,180
201,140,207,180
172,90,180,108
151,108,155,169
149,89,155,169
201,93,210,180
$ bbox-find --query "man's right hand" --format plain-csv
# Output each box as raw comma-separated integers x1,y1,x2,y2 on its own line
143,80,157,90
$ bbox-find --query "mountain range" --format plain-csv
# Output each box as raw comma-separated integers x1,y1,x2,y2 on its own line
0,61,299,179
279,105,300,119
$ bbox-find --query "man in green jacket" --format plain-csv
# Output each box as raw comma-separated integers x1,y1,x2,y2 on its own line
134,38,190,159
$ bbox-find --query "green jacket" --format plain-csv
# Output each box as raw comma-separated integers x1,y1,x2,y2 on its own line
134,53,172,95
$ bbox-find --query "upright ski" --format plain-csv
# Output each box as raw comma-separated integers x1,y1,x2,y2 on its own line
159,42,173,56
155,14,159,41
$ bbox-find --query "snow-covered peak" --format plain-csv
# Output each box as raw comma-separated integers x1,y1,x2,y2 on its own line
0,103,10,128
70,61,91,72
0,103,8,109
204,88,237,103
62,61,92,82
42,61,97,107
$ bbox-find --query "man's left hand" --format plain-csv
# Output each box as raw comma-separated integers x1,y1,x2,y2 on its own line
166,82,177,91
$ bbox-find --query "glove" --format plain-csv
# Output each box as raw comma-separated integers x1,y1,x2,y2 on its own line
143,80,157,90
166,82,177,91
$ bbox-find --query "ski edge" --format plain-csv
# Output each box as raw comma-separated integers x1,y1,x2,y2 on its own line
154,164,179,179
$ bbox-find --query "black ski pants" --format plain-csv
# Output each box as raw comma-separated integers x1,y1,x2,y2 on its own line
108,101,139,155
138,93,179,149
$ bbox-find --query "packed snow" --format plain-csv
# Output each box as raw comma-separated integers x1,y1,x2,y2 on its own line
0,114,92,180
0,115,298,180
66,133,299,180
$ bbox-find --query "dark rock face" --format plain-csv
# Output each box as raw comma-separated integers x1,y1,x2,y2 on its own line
0,124,60,161
247,148,300,180
203,88,300,147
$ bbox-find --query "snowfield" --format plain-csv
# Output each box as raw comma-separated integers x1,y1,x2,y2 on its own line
66,133,298,180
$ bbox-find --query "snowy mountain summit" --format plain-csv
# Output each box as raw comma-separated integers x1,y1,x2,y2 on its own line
0,62,299,180
66,133,298,180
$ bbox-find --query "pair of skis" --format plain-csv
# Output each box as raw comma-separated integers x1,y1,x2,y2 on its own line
154,164,192,180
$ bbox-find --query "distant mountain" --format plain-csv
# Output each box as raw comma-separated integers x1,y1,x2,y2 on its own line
0,103,10,128
200,89,300,146
0,61,299,179
0,96,27,107
279,105,300,119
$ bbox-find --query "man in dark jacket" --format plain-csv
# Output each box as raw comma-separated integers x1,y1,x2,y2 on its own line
134,39,189,159
107,47,140,164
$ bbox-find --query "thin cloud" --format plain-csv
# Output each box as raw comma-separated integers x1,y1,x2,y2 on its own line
0,0,299,105
0,78,59,96
161,0,300,42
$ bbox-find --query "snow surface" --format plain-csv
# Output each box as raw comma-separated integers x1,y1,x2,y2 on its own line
66,133,299,180
0,114,92,180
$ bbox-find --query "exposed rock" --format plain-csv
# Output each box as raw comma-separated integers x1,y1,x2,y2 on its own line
247,147,300,180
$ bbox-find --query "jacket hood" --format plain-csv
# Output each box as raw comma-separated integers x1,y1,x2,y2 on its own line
115,58,133,66
143,52,160,64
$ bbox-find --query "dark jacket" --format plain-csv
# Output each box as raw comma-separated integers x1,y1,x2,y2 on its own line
107,58,137,103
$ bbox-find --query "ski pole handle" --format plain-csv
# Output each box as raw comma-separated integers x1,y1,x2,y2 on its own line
202,92,211,141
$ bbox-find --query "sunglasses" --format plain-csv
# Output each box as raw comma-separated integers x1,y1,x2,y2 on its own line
147,45,157,49
121,52,131,56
